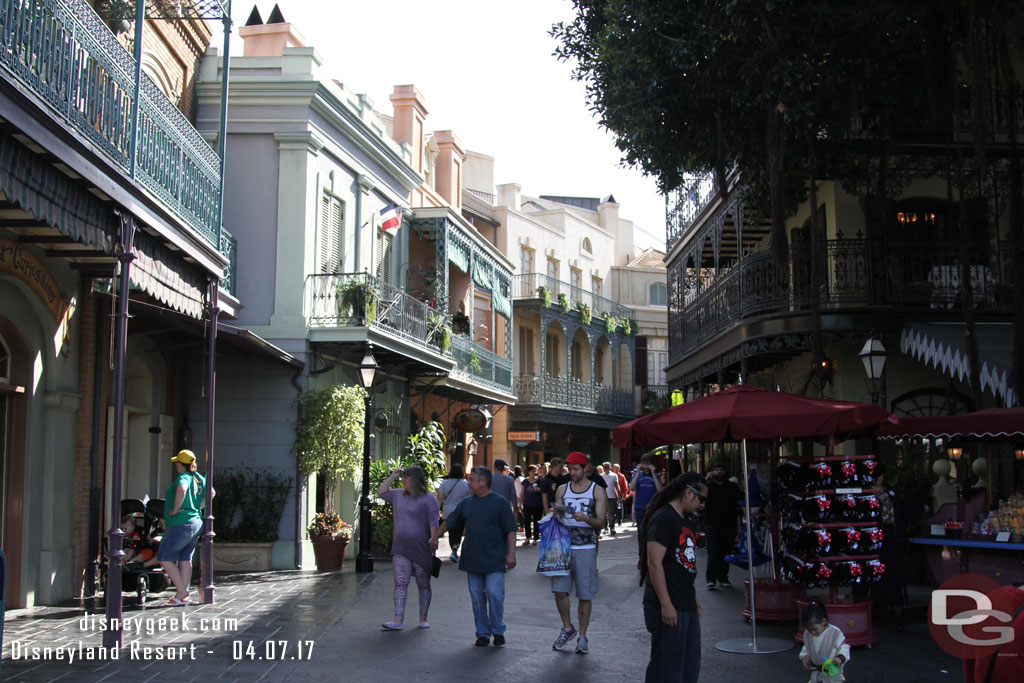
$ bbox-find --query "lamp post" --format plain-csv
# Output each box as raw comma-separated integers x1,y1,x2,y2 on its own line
858,336,888,407
356,346,377,573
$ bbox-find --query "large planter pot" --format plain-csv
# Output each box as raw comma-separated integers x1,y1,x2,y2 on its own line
211,542,275,572
311,536,350,572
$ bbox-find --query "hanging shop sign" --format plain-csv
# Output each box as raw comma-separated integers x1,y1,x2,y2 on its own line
453,408,487,433
508,431,540,448
0,238,68,321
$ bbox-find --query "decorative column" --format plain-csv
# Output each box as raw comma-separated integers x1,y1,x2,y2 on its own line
201,278,219,604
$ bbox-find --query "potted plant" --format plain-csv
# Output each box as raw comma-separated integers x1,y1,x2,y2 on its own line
338,275,378,325
603,312,617,333
576,302,592,325
537,285,552,308
452,309,471,336
293,384,366,570
307,511,354,572
469,350,483,374
558,292,570,313
627,317,639,335
621,318,632,335
211,467,293,571
427,311,452,353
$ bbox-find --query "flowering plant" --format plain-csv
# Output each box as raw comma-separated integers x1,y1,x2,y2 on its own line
307,511,354,540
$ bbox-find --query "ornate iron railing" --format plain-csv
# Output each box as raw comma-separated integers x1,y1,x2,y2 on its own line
450,335,513,395
669,238,1012,363
0,0,222,248
666,171,717,250
304,273,451,356
512,273,635,320
514,374,633,416
641,384,670,413
218,227,236,295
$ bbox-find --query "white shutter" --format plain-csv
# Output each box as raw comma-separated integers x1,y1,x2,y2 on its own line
376,228,393,284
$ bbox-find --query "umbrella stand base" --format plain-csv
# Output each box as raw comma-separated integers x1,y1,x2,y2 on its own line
715,637,794,654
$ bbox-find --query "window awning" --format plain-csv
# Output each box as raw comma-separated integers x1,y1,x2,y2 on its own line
901,322,1016,407
131,231,206,319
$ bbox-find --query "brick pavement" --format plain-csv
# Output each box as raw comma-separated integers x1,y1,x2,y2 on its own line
3,527,963,683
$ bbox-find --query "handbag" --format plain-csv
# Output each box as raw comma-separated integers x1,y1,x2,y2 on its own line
430,553,442,578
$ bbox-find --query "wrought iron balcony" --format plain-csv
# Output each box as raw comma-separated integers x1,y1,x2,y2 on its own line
668,238,1013,363
641,384,670,413
514,374,634,417
0,0,223,252
512,273,635,321
450,335,513,395
305,272,451,356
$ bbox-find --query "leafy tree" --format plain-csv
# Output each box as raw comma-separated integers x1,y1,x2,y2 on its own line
553,0,1024,402
293,384,367,511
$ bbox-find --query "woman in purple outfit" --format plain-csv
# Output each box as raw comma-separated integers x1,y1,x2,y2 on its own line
377,465,441,630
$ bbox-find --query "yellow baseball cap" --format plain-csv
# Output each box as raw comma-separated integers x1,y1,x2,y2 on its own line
171,449,196,464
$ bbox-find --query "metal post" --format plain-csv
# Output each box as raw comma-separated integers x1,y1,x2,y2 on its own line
105,212,135,649
128,0,146,179
356,389,374,572
85,292,106,597
201,279,219,603
215,4,232,247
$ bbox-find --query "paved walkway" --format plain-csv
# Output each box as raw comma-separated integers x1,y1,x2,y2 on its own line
2,525,961,682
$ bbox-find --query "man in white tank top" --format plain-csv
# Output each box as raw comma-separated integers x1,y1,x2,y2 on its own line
550,451,608,655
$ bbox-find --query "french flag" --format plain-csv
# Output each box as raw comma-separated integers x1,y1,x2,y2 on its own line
380,202,402,231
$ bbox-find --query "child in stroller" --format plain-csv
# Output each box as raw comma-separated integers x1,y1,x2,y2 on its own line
106,498,171,604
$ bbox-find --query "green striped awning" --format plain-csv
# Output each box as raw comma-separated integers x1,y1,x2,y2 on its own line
0,129,116,252
131,231,206,319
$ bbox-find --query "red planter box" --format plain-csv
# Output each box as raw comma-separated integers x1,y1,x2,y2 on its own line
794,598,876,646
742,580,801,621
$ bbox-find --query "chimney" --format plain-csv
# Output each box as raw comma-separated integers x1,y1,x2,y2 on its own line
433,130,465,209
390,85,429,175
239,5,308,58
598,196,632,264
497,183,521,211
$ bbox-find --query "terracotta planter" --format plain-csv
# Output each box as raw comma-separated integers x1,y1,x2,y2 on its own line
311,536,350,571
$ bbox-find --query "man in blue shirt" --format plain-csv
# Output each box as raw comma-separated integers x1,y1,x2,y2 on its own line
437,466,518,647
630,454,663,554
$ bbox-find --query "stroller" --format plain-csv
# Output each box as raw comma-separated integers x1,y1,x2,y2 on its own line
101,498,170,605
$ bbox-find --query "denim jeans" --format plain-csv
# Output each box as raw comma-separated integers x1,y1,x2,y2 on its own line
644,606,701,683
467,572,506,637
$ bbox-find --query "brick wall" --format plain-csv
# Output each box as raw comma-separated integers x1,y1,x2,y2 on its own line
72,285,111,597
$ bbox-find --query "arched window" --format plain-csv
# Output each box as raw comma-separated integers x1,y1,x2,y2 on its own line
581,237,592,254
649,283,667,306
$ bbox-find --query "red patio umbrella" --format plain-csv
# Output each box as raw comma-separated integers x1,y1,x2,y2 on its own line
613,384,894,449
877,406,1024,440
612,384,894,655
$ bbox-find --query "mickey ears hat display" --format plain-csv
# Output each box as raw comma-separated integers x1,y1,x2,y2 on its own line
171,449,196,464
566,451,589,465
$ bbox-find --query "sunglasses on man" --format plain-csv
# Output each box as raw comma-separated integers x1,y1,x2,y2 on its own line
687,485,706,504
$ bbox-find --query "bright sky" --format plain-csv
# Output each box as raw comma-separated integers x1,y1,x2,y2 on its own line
219,0,666,252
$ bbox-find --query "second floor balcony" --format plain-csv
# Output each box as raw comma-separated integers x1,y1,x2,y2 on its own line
0,0,227,260
514,374,633,417
305,272,451,358
668,237,1013,363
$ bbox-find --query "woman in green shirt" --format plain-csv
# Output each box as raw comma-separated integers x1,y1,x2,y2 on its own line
158,449,213,606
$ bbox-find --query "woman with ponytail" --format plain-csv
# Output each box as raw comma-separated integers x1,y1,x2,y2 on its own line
159,449,213,606
639,471,707,683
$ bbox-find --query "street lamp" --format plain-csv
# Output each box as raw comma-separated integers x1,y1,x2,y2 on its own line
858,336,888,406
356,346,377,573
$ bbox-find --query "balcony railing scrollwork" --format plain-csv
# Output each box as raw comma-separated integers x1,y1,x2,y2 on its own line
514,374,633,416
512,273,634,321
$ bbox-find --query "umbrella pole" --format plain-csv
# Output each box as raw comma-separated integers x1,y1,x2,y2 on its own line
716,439,792,654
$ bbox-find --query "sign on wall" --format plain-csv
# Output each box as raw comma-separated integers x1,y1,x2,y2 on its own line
0,238,68,321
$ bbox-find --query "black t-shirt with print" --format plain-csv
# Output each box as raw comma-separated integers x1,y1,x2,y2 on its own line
643,504,698,612
539,474,569,502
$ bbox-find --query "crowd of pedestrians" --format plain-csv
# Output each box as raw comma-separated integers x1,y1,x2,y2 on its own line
375,452,857,683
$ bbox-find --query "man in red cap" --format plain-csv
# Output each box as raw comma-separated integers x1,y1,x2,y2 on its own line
550,451,608,655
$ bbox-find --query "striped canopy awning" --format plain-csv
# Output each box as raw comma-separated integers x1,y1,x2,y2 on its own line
1,128,207,319
0,129,116,253
131,231,206,319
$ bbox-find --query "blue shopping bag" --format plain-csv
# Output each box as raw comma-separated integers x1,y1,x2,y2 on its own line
536,513,572,576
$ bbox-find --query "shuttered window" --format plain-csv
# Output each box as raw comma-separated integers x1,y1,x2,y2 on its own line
318,193,344,273
376,226,394,284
